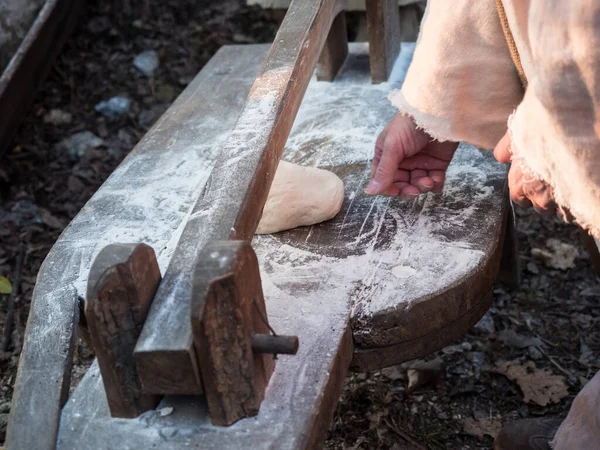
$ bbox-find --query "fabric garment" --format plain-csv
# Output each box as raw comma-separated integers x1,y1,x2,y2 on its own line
551,370,600,449
389,0,600,239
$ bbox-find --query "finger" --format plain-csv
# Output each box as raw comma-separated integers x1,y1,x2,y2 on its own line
429,170,446,193
533,204,557,216
371,127,389,179
398,184,422,201
410,169,434,193
398,153,453,171
365,132,403,195
493,131,512,163
511,195,533,209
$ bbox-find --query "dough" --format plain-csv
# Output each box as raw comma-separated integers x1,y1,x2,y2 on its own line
256,161,345,234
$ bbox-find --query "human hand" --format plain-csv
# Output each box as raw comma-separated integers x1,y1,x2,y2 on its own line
365,113,459,199
494,132,557,215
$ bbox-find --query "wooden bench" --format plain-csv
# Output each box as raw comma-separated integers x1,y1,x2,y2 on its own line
6,1,513,449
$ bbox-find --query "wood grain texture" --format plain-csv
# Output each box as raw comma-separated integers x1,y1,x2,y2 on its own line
0,0,82,158
191,241,275,426
134,0,345,394
5,283,79,450
366,0,401,83
85,244,162,418
317,12,348,82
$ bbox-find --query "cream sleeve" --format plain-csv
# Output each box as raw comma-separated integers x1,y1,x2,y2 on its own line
507,0,600,237
389,0,523,150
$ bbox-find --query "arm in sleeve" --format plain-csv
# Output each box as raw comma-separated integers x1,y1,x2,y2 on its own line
389,0,523,150
508,0,600,237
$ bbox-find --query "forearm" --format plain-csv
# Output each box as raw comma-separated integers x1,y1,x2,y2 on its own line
390,0,523,149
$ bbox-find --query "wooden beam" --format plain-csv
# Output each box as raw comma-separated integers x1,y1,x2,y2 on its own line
5,281,79,450
317,12,349,82
85,244,162,418
134,0,345,395
191,241,275,426
365,0,401,83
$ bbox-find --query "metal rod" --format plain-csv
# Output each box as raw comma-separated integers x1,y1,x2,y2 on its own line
251,334,299,355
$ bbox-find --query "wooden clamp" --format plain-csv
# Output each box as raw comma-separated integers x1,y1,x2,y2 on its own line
84,243,297,425
84,243,161,418
192,240,298,426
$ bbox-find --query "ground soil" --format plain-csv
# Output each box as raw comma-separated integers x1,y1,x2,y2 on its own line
1,1,599,448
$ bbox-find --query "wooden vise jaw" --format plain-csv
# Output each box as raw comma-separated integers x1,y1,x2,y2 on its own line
84,241,298,426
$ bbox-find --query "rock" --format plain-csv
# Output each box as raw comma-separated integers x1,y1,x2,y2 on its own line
55,131,104,160
133,50,159,77
95,96,131,118
87,16,111,34
473,312,495,335
497,329,543,349
43,109,73,125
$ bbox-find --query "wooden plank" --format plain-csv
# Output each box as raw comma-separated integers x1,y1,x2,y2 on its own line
0,0,82,158
134,0,345,394
317,12,348,82
85,244,162,418
5,281,79,450
366,0,401,83
191,241,275,426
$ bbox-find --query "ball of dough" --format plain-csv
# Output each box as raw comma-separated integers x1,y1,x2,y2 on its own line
256,161,345,234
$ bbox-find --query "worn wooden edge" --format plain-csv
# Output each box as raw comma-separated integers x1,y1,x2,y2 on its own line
85,244,162,418
316,11,349,82
0,0,83,158
350,287,493,371
303,325,354,449
351,188,509,350
134,0,346,393
5,284,79,450
365,0,401,83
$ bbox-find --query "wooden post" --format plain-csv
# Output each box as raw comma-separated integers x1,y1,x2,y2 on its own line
366,0,401,83
498,205,521,288
85,244,162,418
191,241,276,426
317,12,349,82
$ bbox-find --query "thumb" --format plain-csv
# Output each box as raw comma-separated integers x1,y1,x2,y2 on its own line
364,132,403,195
493,131,512,163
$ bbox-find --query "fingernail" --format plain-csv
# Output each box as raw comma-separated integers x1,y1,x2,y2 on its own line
364,180,382,195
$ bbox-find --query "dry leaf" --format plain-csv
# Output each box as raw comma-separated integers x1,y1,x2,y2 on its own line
0,276,11,294
531,239,578,270
492,361,568,406
406,358,443,392
463,418,502,438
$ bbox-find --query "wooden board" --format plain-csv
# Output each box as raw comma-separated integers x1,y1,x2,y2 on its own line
0,0,82,158
5,283,79,450
45,43,508,449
